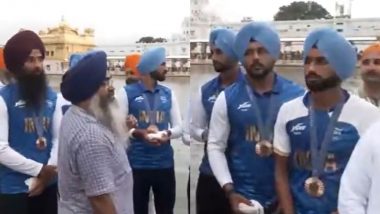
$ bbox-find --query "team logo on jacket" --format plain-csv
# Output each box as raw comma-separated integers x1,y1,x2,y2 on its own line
46,100,54,108
160,96,168,103
15,100,26,108
290,123,307,135
237,101,251,111
134,96,144,102
333,127,343,136
208,94,217,103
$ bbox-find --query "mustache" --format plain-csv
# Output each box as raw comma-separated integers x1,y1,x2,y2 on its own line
306,73,322,79
34,68,43,73
250,60,264,68
363,70,380,76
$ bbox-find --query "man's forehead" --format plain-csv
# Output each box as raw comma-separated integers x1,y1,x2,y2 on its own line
29,49,43,57
362,52,380,60
306,48,324,57
247,41,264,49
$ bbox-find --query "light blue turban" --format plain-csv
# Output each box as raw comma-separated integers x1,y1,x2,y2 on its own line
137,47,166,74
303,28,357,80
209,28,238,61
234,22,281,62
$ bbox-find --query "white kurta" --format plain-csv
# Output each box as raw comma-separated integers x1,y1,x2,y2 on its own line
339,120,380,214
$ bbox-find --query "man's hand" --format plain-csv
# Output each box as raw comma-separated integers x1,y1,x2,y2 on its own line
131,128,165,146
229,192,252,214
143,131,162,146
28,177,45,197
223,183,252,214
148,130,171,146
29,165,57,197
126,115,138,129
158,130,171,144
38,165,57,183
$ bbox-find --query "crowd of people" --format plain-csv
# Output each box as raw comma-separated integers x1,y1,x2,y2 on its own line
190,22,380,214
0,21,380,214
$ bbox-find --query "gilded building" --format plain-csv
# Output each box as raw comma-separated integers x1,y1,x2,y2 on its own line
38,20,95,63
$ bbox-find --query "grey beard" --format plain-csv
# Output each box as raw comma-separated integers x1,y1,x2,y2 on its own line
89,95,127,141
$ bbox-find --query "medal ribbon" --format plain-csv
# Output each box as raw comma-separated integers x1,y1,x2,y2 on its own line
309,92,344,178
244,76,276,141
32,111,45,139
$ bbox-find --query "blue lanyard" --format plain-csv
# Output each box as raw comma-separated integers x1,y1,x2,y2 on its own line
244,77,276,141
308,93,344,177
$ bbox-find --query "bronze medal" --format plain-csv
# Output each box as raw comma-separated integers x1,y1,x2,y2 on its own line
255,140,273,157
304,177,325,197
36,137,47,150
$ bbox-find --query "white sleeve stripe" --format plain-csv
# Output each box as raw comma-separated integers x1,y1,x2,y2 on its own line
168,90,182,139
208,92,233,187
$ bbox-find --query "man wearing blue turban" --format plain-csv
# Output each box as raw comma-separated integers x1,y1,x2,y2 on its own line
207,22,304,214
59,52,116,116
190,28,243,214
57,53,85,116
116,47,182,214
274,28,380,214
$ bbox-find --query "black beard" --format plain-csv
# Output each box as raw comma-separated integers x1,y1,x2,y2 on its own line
245,60,274,80
150,70,166,82
16,69,47,109
305,74,342,92
246,65,273,79
213,60,234,73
